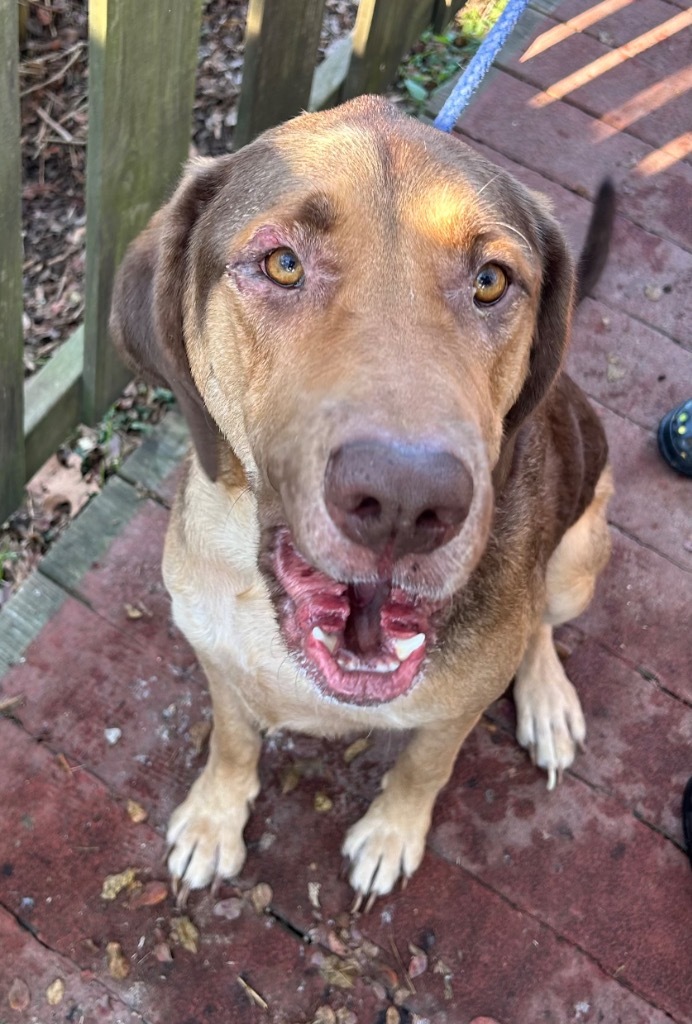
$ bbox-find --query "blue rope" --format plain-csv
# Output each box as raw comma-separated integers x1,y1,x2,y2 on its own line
433,0,532,133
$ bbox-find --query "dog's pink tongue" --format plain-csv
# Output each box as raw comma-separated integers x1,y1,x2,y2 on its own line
344,582,391,656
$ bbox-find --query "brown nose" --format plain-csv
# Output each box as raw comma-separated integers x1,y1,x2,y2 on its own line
324,441,473,558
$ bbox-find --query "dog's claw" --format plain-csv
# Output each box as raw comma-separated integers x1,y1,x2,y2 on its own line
364,891,377,914
176,881,190,909
351,892,364,915
547,766,557,791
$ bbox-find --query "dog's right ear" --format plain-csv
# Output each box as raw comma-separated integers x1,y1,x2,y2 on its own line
110,158,233,481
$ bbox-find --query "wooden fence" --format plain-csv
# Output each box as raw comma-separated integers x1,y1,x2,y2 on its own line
0,0,464,524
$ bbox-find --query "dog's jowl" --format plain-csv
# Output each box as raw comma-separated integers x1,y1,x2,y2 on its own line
111,96,614,901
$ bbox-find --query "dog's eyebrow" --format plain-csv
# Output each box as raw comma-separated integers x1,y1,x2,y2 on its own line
294,192,338,233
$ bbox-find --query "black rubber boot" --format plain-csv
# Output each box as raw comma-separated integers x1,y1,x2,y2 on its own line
658,399,692,477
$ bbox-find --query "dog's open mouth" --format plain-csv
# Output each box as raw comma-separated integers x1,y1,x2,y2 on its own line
266,528,451,705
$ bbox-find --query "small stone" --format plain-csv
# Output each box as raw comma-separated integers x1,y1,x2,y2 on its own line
154,941,173,962
644,284,662,301
104,727,122,746
213,897,244,921
308,881,321,909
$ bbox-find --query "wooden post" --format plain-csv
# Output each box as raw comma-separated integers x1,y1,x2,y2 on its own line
234,0,327,149
433,0,467,34
0,0,26,523
341,0,436,99
82,0,204,423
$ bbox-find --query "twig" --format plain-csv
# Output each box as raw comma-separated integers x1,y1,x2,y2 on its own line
390,937,416,995
36,106,74,142
20,43,86,98
237,976,268,1011
0,694,24,716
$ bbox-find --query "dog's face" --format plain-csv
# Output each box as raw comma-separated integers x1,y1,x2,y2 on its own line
111,97,574,707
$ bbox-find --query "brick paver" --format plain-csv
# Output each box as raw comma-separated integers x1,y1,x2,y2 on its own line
2,2,691,1021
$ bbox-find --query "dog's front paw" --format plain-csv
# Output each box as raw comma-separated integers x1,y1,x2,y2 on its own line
166,769,259,895
514,655,586,791
342,794,429,903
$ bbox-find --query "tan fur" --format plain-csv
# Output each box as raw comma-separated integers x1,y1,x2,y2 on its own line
110,97,612,899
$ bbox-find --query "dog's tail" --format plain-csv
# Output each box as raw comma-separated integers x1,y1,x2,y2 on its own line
576,178,616,304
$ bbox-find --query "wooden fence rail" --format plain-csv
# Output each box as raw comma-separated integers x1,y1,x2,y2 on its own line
0,0,465,524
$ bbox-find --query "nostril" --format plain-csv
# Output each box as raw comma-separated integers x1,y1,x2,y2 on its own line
353,496,381,520
415,509,439,529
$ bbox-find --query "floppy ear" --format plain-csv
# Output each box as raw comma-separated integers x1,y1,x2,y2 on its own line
110,158,233,481
503,210,575,436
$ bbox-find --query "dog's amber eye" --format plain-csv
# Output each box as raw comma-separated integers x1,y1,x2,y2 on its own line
474,263,508,305
263,248,304,287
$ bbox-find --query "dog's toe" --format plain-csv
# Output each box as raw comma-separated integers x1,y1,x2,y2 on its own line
166,775,252,891
515,667,585,789
342,796,427,902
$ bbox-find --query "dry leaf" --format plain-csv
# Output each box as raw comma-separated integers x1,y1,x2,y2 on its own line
126,799,148,823
101,868,138,900
106,942,130,980
26,452,99,520
8,977,30,1011
170,916,199,953
343,737,369,764
312,1007,337,1024
128,880,168,909
249,882,273,913
314,791,333,813
280,764,302,794
317,955,358,989
46,978,65,1005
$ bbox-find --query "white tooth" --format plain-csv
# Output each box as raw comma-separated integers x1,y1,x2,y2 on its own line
311,626,338,654
392,633,426,662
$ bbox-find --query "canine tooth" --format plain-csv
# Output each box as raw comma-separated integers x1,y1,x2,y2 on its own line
311,626,338,654
392,633,426,661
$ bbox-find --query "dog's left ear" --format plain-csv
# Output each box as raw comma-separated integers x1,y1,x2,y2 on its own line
504,208,575,436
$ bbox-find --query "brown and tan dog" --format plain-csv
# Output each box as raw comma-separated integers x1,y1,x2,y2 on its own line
111,96,614,902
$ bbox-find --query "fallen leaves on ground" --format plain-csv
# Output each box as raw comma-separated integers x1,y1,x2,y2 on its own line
101,867,138,901
170,916,199,954
46,978,65,1005
126,799,148,823
106,942,130,980
8,977,31,1011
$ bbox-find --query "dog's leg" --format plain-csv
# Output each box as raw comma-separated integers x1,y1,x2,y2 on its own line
343,712,479,900
514,466,613,787
167,661,261,894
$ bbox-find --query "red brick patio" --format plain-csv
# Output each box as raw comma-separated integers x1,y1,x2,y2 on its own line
2,1,691,1021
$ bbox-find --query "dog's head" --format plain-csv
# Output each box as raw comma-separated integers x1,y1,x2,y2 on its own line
111,96,574,706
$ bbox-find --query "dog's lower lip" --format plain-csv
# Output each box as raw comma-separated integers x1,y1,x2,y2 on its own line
268,527,448,704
